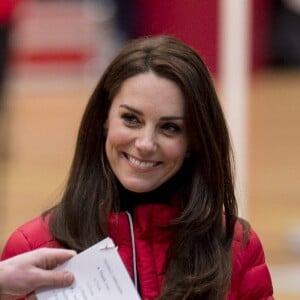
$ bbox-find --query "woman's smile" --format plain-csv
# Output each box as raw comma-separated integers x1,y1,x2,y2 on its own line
123,152,162,171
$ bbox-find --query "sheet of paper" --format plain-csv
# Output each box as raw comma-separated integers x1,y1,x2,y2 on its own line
36,237,141,300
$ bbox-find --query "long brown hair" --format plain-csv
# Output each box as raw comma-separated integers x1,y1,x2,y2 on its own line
48,35,238,298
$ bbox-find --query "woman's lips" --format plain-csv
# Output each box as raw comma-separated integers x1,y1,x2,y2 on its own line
123,153,161,169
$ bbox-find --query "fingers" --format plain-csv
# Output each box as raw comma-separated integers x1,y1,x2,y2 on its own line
32,249,76,289
57,270,75,287
0,248,76,299
27,292,37,300
32,269,75,290
30,249,76,290
34,248,76,269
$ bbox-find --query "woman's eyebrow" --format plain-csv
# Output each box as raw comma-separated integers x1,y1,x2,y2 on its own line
120,104,143,116
160,116,185,121
120,104,185,120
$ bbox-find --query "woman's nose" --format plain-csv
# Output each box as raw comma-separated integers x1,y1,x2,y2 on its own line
135,130,157,153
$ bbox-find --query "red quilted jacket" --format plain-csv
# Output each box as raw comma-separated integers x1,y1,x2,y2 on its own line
1,204,273,299
0,0,19,25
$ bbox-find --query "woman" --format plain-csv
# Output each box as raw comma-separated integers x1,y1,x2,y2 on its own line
1,35,273,299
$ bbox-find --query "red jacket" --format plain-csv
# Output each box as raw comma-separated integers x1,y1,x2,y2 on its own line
1,204,273,299
0,0,19,25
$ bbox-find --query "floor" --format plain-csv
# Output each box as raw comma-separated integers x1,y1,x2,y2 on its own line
0,69,299,299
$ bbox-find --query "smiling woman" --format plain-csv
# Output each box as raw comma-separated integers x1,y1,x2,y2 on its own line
1,35,273,299
105,72,188,193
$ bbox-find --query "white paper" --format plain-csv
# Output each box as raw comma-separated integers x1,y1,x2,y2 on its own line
36,237,141,300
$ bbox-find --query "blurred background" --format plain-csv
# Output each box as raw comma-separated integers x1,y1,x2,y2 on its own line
0,0,299,299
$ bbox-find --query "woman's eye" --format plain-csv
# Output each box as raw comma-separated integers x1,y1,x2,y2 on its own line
121,113,140,126
162,123,181,135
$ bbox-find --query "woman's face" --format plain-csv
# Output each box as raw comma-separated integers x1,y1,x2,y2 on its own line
105,72,188,193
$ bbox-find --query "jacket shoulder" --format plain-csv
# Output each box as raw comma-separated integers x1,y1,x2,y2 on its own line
232,220,265,267
230,219,274,299
1,215,60,260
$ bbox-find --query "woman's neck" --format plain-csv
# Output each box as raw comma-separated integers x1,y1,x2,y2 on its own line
118,177,178,214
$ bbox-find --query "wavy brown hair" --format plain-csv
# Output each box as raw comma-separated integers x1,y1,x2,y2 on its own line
48,35,239,299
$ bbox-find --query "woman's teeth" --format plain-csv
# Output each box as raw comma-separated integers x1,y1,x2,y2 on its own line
127,155,157,169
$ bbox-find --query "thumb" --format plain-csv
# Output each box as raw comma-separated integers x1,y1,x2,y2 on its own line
36,270,75,289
